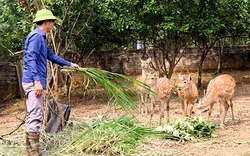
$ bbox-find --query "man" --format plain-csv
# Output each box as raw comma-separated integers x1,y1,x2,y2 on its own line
22,9,79,156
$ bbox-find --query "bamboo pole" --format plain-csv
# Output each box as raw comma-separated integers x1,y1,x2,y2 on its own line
40,0,65,131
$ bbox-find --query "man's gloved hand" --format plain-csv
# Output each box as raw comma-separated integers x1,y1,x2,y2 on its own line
70,63,79,68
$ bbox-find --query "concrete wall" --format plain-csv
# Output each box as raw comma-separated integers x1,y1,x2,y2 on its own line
1,45,250,101
79,45,250,75
0,64,20,102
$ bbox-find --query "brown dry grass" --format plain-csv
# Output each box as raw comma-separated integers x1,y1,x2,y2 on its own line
1,70,250,155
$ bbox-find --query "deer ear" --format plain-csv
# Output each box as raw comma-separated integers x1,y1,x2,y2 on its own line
155,71,159,77
178,74,184,81
198,99,203,108
147,57,151,62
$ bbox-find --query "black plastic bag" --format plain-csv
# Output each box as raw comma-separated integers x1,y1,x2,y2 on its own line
45,99,71,133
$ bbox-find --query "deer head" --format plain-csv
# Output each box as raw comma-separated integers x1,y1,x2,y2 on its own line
175,74,194,90
175,74,198,118
140,57,151,70
144,70,159,87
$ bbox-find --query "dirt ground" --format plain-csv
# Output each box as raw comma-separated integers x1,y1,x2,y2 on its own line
1,70,250,156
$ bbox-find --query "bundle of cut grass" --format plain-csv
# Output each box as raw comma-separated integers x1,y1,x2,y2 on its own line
60,115,178,155
61,67,151,114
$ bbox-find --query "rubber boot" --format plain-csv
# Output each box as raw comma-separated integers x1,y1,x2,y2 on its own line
26,132,40,156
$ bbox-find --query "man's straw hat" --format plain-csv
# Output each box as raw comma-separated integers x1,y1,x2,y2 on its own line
33,9,56,23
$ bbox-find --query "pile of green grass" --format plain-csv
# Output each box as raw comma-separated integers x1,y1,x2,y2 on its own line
0,115,218,155
57,115,177,155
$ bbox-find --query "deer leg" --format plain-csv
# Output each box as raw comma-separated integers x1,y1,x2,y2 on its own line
222,101,229,125
140,92,148,116
159,101,165,126
184,100,188,117
207,103,214,121
166,99,170,123
143,94,146,115
180,100,185,118
145,93,149,115
229,98,234,120
149,102,155,127
219,100,223,125
139,93,144,115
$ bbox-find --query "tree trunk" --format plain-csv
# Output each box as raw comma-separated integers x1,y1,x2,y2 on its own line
217,39,223,74
197,49,206,88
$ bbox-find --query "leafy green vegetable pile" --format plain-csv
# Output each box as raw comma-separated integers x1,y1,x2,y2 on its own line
155,116,218,140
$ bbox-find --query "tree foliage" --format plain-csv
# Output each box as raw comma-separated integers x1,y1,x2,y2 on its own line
0,0,249,79
187,0,250,87
0,0,32,62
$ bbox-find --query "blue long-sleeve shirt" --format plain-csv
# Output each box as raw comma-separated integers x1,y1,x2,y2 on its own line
22,27,71,89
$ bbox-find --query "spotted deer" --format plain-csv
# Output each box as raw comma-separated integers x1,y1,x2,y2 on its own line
136,58,153,115
189,74,236,125
144,71,172,127
175,74,198,118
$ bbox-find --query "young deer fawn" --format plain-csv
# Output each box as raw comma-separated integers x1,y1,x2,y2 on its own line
175,74,198,118
189,74,236,125
136,58,153,115
144,71,172,127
